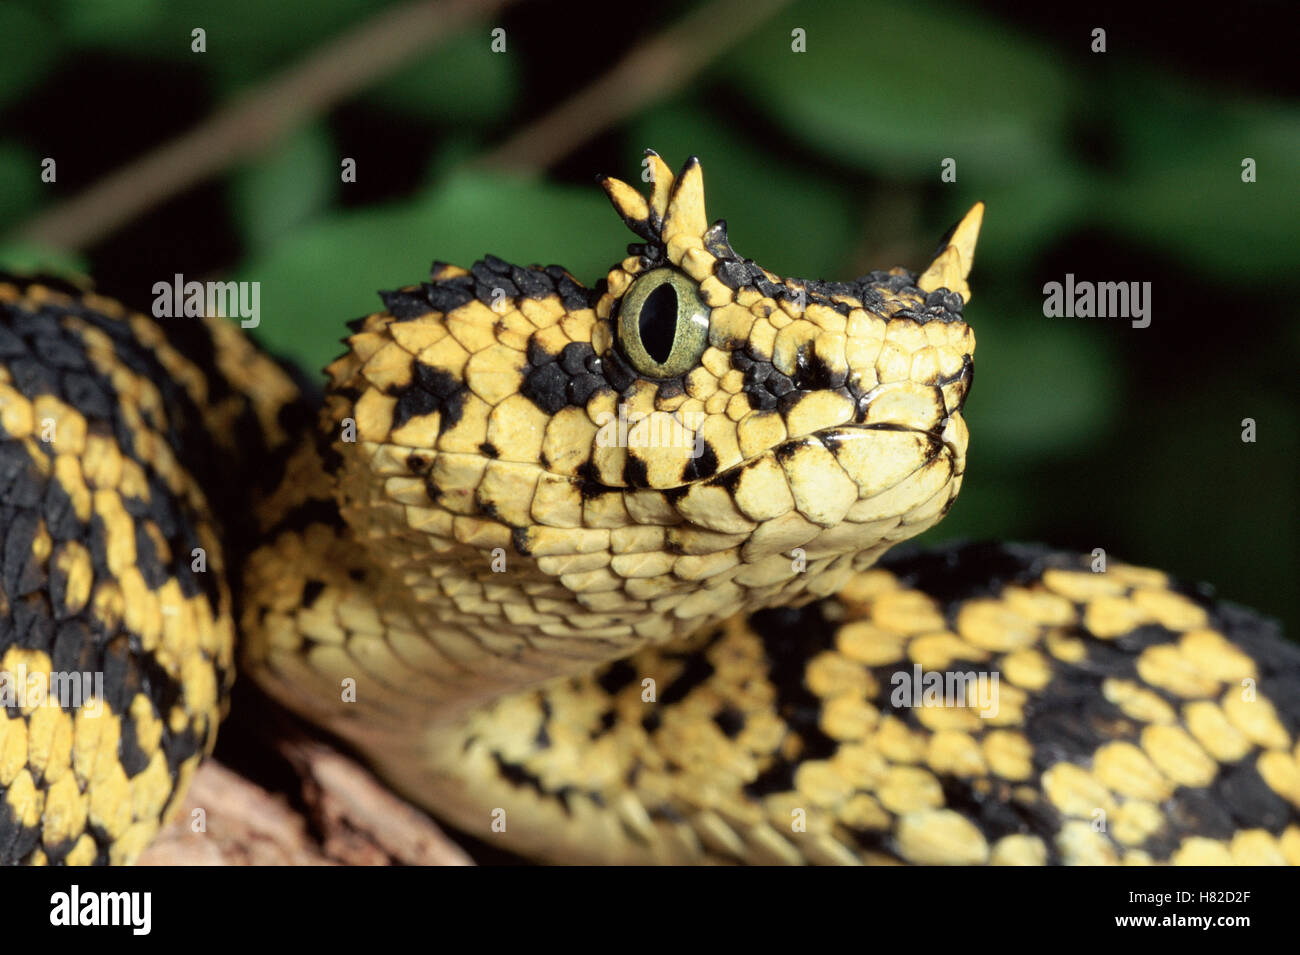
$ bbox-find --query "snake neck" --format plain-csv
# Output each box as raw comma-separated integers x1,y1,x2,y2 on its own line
242,398,968,750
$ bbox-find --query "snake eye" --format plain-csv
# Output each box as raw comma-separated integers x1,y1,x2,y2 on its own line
616,268,710,379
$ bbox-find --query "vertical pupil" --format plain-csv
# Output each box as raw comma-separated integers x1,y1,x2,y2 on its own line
638,282,678,364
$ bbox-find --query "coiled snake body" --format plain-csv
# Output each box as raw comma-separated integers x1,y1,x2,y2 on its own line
1,153,1297,865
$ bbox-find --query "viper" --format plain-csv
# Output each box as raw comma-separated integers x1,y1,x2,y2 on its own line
1,152,1297,866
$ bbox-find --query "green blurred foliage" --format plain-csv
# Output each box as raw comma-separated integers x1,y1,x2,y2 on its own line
230,124,338,251
56,0,383,89
1104,73,1300,280
720,0,1079,178
238,169,617,373
0,142,41,223
631,102,858,280
0,3,61,110
363,28,517,126
1,0,1296,631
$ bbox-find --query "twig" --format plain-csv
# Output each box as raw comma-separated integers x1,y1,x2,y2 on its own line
141,749,475,866
476,0,795,174
12,0,514,250
139,761,336,865
13,0,795,249
280,738,475,866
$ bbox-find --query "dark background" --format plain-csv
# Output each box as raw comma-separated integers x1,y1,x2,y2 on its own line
2,0,1296,633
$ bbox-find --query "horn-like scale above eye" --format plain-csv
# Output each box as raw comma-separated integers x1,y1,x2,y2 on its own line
616,268,710,379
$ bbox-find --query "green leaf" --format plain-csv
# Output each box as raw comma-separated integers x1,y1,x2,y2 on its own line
364,27,516,126
961,292,1123,461
236,168,620,376
61,0,388,88
0,142,42,226
719,0,1076,180
0,240,89,278
55,0,163,45
230,123,336,250
629,101,859,281
965,166,1094,274
0,3,61,110
1100,72,1300,283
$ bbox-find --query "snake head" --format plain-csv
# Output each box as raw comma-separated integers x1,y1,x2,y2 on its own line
327,152,980,656
574,152,980,568
587,151,979,498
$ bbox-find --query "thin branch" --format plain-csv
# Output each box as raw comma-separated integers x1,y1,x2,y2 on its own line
281,739,474,866
476,0,795,174
12,0,514,251
140,753,474,865
12,0,795,250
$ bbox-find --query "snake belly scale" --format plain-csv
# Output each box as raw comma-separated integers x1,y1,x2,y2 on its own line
0,152,1297,865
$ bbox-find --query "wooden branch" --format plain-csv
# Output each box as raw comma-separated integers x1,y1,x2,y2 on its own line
11,0,514,251
141,741,473,866
140,760,334,865
476,0,795,174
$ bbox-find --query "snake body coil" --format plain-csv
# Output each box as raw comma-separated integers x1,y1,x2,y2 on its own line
1,153,1297,865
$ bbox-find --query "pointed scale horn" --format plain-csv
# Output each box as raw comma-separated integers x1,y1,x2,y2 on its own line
917,202,984,304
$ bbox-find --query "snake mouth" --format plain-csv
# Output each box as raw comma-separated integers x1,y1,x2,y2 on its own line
829,419,957,447
816,418,964,467
648,394,970,495
837,353,972,461
665,415,966,527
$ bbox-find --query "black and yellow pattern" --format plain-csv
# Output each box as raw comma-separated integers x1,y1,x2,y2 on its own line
0,273,308,864
1,153,1296,865
242,152,976,736
422,542,1299,864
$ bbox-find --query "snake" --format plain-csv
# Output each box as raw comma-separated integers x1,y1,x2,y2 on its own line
1,151,1297,866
